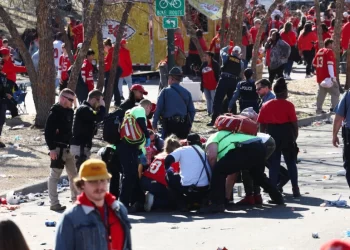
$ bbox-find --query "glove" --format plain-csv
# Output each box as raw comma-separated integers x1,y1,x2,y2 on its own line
145,138,151,147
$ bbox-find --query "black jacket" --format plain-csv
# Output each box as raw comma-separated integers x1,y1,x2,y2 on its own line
119,98,136,114
0,73,11,102
45,103,74,150
71,101,106,148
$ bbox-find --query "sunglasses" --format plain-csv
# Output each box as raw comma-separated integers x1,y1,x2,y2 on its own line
62,95,74,103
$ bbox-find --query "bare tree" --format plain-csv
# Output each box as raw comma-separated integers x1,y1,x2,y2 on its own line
55,9,74,62
228,0,240,43
67,0,104,91
232,0,246,47
251,0,285,74
314,0,324,49
104,2,134,111
334,0,345,92
96,14,105,91
219,0,229,48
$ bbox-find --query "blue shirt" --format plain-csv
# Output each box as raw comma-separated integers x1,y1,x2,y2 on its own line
228,79,255,109
262,91,276,104
153,83,196,128
220,46,244,70
335,91,350,128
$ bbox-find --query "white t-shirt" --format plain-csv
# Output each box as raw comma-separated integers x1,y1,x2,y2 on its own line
170,145,211,187
53,40,63,69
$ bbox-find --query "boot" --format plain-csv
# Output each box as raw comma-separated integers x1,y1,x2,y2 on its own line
292,186,301,198
254,194,263,205
268,189,284,205
236,195,255,205
199,203,225,214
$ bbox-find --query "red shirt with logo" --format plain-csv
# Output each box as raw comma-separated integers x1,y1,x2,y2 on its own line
258,99,297,124
143,153,180,186
312,48,336,84
81,59,94,91
58,55,71,81
202,63,217,90
76,192,124,250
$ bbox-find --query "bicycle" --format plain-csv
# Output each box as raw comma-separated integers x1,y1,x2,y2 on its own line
159,0,182,9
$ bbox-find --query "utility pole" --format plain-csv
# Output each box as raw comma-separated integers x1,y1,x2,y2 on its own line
167,29,175,70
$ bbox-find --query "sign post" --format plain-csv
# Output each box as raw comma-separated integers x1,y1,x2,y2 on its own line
156,0,184,70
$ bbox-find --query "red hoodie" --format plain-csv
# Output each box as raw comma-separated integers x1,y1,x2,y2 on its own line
77,192,124,250
104,47,114,72
72,23,84,49
174,33,184,51
297,31,318,51
2,58,26,83
118,47,133,77
280,31,297,46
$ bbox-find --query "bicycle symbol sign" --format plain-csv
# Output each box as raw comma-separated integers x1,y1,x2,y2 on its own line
155,0,185,16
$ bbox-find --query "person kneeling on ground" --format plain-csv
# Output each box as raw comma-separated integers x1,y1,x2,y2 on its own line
55,159,132,250
165,133,211,212
141,135,181,212
201,129,284,213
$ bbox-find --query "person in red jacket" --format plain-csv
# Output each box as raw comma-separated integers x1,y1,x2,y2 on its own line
118,39,133,100
174,28,184,52
341,19,350,50
280,22,297,80
58,43,71,91
209,30,221,62
81,49,95,92
269,14,284,33
72,22,83,50
250,19,264,45
187,29,208,75
298,23,318,78
0,48,26,84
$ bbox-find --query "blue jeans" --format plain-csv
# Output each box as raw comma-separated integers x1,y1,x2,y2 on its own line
203,88,215,114
268,146,298,188
140,176,170,208
284,60,294,75
118,75,133,98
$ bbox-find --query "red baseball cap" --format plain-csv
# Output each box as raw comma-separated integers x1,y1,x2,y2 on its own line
130,84,148,95
151,103,157,113
320,239,350,250
120,39,128,45
0,48,10,55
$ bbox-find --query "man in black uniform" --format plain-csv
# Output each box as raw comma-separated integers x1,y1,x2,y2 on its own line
228,68,259,113
207,46,244,126
0,59,12,148
45,88,78,211
70,90,106,170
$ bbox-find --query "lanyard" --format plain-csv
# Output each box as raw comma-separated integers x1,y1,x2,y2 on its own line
95,202,112,244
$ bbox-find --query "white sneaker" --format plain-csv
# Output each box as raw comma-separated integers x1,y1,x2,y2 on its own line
285,75,292,80
144,192,154,212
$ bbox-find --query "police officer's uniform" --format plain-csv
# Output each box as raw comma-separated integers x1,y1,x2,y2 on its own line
0,71,10,147
208,46,243,126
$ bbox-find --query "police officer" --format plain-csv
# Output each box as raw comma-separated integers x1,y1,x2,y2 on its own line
0,59,12,148
228,68,259,113
153,67,196,139
45,88,78,211
333,91,350,189
207,46,244,126
70,90,106,170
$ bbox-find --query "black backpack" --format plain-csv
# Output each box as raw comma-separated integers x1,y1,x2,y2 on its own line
102,108,125,144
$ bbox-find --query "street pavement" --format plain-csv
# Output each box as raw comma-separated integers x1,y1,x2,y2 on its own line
1,123,350,250
17,63,312,115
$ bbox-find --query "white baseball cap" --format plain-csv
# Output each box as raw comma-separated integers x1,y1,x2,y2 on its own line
343,12,349,18
77,43,83,49
233,46,241,54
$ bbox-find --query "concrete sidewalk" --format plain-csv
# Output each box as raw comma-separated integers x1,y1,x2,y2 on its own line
1,123,349,250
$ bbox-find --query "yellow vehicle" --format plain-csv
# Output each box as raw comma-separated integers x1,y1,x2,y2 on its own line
91,1,223,71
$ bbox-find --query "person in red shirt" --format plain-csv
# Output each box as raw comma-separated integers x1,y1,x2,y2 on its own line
242,25,253,69
324,9,333,27
0,48,26,85
306,8,315,21
341,19,350,50
55,159,131,250
258,77,300,197
268,14,284,33
188,29,208,75
118,39,133,100
58,43,71,91
297,22,318,77
72,22,83,50
174,28,184,52
312,38,340,114
200,51,220,116
280,22,297,80
250,19,264,45
141,135,181,212
81,49,95,92
209,30,221,62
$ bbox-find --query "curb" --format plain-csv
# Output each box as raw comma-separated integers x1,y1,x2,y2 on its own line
297,113,332,127
0,175,67,198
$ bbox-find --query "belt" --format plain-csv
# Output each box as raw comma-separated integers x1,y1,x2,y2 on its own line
220,72,239,79
166,116,186,123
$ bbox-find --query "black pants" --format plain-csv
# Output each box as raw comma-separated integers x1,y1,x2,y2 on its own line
303,50,315,75
167,172,209,208
268,65,284,84
0,102,6,136
104,68,122,107
59,79,68,92
163,119,190,139
140,176,171,209
211,76,238,123
119,141,143,207
102,146,122,198
214,53,220,64
239,100,259,113
341,127,350,188
209,142,282,205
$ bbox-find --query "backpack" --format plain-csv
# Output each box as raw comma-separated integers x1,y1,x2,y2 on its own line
120,111,145,145
103,109,125,144
215,114,258,136
175,47,186,67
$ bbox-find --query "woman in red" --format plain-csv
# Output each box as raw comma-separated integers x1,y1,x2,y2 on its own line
141,135,181,212
280,22,297,80
187,29,208,75
200,51,220,116
242,25,253,69
297,22,318,78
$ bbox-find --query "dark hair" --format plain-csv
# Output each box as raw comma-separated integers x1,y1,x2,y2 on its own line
55,32,63,41
283,22,292,33
244,68,253,79
303,23,312,36
2,39,8,43
325,38,334,47
87,49,95,56
0,220,30,250
321,23,329,32
325,9,332,19
104,38,112,47
196,29,203,37
255,78,271,89
273,77,288,99
274,14,280,21
88,89,103,100
242,25,248,36
331,18,335,27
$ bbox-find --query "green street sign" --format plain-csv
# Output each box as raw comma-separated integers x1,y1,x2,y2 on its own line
155,0,185,17
162,17,178,29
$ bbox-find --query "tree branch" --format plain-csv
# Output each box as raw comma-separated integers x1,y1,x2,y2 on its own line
314,0,324,49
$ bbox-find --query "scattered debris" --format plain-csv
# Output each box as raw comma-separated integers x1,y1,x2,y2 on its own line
320,195,348,207
34,136,42,141
11,125,24,130
1,198,7,205
170,226,179,229
312,232,319,238
1,204,20,211
345,230,350,238
6,191,20,205
45,221,56,227
305,192,310,194
0,154,19,159
201,227,210,229
326,152,340,155
37,201,44,206
337,170,346,176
